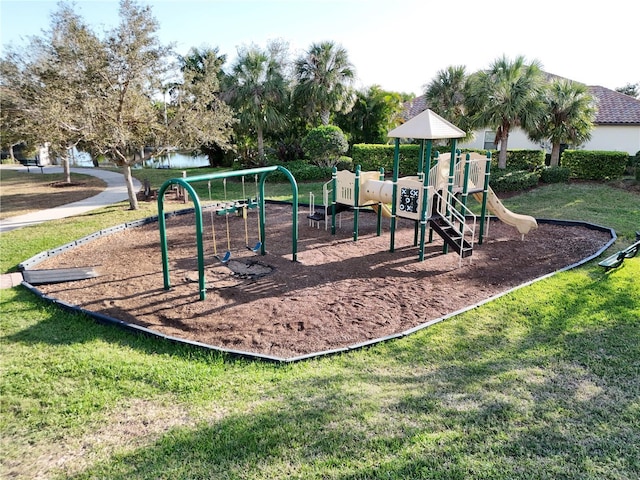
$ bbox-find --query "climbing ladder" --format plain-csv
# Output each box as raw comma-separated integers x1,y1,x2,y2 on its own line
426,153,481,261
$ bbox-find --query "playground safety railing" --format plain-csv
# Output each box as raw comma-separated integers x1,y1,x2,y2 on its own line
428,153,488,193
309,192,318,228
322,178,341,231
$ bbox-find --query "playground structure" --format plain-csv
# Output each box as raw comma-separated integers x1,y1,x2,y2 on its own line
157,165,299,300
158,110,537,300
309,109,537,262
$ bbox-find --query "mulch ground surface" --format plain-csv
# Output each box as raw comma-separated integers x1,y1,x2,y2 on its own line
34,203,611,359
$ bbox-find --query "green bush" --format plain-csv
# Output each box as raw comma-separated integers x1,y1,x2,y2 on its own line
352,144,432,176
540,165,571,184
488,149,545,170
336,156,353,171
489,169,540,192
301,125,348,167
266,160,332,182
562,150,628,180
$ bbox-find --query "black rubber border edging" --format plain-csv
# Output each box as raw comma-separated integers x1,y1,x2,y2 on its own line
18,209,617,363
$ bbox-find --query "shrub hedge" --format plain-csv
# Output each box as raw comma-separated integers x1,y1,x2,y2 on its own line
490,149,546,170
266,160,332,182
352,144,544,176
489,169,540,192
351,144,422,176
540,165,571,184
561,150,628,180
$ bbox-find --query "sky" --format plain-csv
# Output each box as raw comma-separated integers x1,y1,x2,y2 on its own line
1,0,639,96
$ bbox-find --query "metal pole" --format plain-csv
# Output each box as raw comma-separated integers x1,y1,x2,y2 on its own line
418,139,433,261
461,153,471,209
478,151,492,245
390,138,400,253
259,166,298,262
157,178,205,299
331,167,337,235
353,165,361,241
376,168,384,236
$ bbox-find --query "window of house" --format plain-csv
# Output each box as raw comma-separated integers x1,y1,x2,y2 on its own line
483,131,496,150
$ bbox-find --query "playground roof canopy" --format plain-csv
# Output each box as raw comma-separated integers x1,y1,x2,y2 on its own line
388,108,465,140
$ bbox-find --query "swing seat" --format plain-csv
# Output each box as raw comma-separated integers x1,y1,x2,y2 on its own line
216,205,237,215
247,241,262,253
216,251,232,264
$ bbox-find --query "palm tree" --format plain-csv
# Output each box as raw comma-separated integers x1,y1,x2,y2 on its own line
179,46,231,166
293,41,355,126
465,55,545,169
226,43,289,162
335,85,406,144
528,79,597,166
424,65,467,126
179,46,227,86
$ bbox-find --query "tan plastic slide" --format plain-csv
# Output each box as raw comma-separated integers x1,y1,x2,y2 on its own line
472,187,537,235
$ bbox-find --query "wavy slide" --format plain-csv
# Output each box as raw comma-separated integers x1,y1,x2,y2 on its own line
473,187,537,235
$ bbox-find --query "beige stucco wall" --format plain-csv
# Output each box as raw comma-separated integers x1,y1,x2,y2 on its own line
459,126,640,155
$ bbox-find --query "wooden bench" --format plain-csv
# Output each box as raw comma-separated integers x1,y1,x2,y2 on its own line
18,158,46,173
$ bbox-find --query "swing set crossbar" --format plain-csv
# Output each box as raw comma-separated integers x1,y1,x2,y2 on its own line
157,165,299,300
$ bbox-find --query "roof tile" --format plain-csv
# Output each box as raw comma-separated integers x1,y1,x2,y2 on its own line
589,86,640,125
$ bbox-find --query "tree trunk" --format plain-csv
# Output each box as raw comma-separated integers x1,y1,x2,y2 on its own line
549,143,561,167
9,144,15,163
62,153,71,183
498,129,509,169
257,125,265,164
320,110,330,126
123,163,139,210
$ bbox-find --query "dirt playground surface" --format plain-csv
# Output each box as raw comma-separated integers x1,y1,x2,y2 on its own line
34,203,612,359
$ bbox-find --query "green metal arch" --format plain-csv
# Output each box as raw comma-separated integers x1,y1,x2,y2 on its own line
157,166,298,300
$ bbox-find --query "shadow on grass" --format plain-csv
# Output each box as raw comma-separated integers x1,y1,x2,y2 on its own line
9,261,629,479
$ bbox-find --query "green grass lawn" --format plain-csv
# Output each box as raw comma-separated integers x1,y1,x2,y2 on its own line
129,165,328,203
1,179,639,479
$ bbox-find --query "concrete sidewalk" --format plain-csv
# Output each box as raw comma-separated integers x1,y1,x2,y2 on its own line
0,165,141,288
0,166,141,233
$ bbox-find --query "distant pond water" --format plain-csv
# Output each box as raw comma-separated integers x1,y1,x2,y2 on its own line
70,150,210,169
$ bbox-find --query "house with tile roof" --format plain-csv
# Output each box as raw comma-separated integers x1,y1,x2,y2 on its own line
404,83,640,157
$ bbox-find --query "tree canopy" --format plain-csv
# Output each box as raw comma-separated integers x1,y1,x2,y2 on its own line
293,41,356,127
465,55,545,169
528,79,596,167
1,0,235,209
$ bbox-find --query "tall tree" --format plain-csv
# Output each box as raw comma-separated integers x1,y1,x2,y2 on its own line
225,41,289,163
2,0,234,207
85,0,234,209
293,41,355,126
0,4,100,182
0,73,28,162
178,46,233,167
465,55,545,168
528,79,596,166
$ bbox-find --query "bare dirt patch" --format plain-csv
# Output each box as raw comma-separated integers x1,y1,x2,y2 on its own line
34,203,611,359
0,170,106,219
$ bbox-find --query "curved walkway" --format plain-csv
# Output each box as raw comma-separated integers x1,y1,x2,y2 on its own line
0,166,140,233
0,165,141,288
